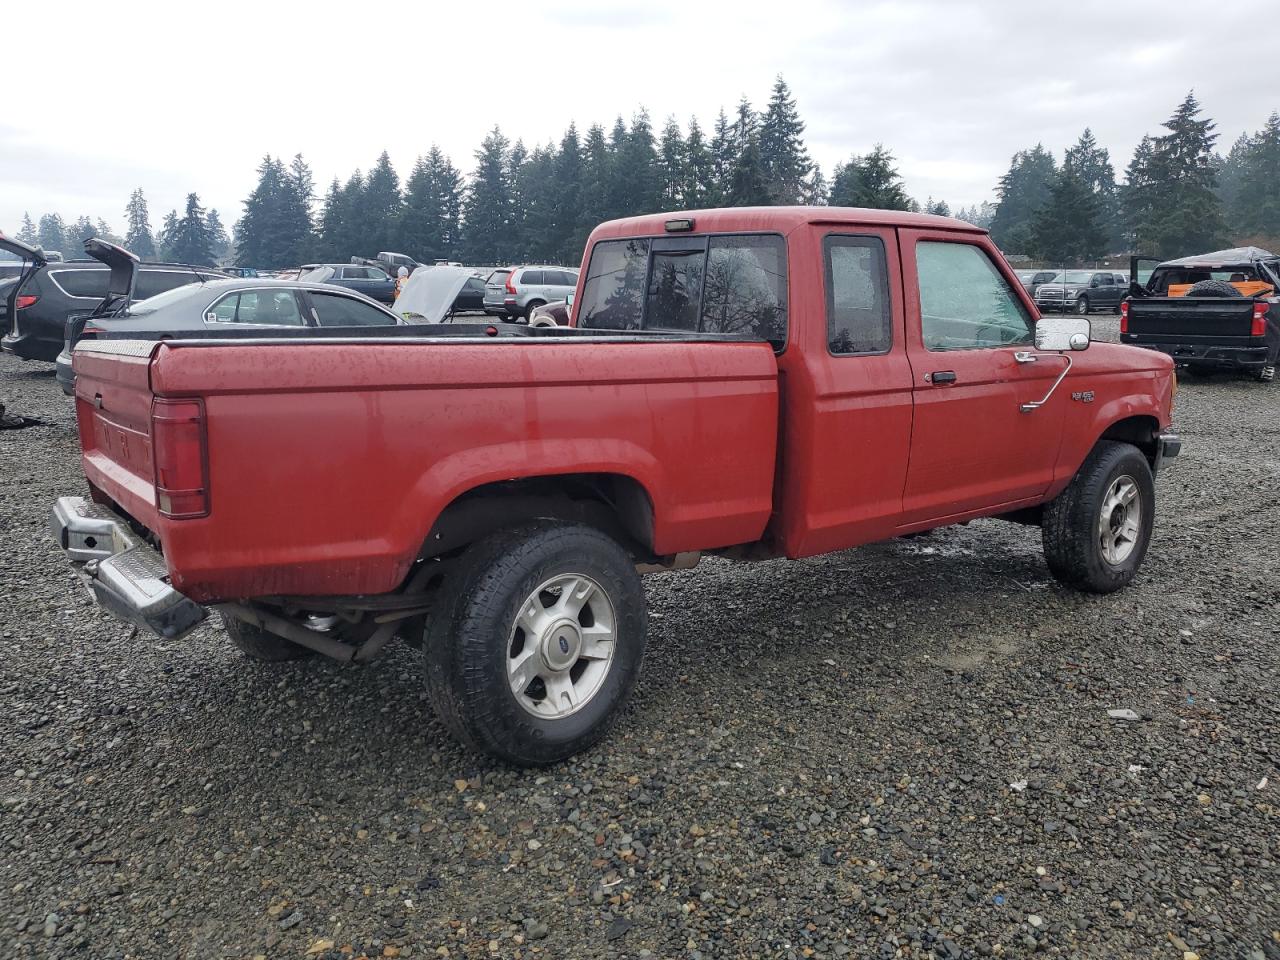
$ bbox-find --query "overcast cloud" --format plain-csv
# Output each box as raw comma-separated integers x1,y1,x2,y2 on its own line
2,0,1275,235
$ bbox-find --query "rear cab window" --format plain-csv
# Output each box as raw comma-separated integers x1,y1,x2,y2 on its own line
578,233,788,345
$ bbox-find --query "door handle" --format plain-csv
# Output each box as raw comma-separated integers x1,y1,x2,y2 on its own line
930,370,957,384
1014,351,1037,363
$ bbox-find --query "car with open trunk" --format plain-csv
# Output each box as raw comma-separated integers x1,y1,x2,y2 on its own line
49,206,1180,765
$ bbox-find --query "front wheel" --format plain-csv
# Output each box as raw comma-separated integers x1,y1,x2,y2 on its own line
1075,295,1090,315
1041,440,1155,593
423,522,647,765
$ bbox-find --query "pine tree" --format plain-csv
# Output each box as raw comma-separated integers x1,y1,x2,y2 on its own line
235,155,286,267
359,150,403,255
280,154,316,264
1030,171,1105,262
124,189,156,258
727,133,770,206
157,210,179,259
464,126,514,263
16,213,37,245
925,198,951,217
514,145,558,261
166,194,216,266
205,209,231,265
1230,112,1280,243
1063,128,1119,251
550,125,584,264
315,178,346,261
709,108,735,206
623,111,663,216
657,117,687,207
1138,92,1227,256
829,145,911,210
67,216,95,256
683,118,714,209
1122,136,1158,251
577,124,613,243
401,146,463,262
989,145,1058,253
758,76,811,204
37,214,67,255
94,218,122,246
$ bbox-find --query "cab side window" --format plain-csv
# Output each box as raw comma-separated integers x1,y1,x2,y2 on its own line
825,235,891,354
916,241,1032,351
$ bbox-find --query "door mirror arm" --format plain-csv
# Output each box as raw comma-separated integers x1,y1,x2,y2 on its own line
1019,354,1073,414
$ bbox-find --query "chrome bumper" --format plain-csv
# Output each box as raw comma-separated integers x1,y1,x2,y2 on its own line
50,496,208,640
1154,431,1182,475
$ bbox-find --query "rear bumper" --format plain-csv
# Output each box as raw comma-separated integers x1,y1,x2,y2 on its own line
2,330,60,362
1121,338,1270,369
50,496,208,640
55,348,75,395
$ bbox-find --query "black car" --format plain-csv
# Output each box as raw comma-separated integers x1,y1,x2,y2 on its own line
453,275,486,312
299,263,397,303
1,237,225,362
56,249,403,394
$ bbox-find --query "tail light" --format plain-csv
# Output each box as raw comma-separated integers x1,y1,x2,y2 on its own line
505,272,517,295
1251,301,1269,337
1119,300,1129,334
151,398,209,519
15,294,38,310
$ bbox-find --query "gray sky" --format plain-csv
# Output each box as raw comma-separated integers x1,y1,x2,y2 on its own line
3,0,1275,237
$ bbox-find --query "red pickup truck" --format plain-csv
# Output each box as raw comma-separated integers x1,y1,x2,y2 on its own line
52,207,1180,764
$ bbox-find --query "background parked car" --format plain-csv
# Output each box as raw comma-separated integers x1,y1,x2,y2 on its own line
1033,269,1128,314
1016,269,1059,297
482,268,513,316
3,258,226,362
56,279,402,394
501,265,580,320
299,263,397,303
528,300,570,326
453,275,486,313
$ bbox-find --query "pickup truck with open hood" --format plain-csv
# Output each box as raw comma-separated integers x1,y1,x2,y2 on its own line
51,207,1181,764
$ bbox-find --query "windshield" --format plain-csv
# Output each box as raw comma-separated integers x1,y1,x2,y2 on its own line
1056,271,1093,283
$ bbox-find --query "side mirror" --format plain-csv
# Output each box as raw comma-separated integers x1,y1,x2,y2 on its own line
1035,316,1090,352
565,290,575,309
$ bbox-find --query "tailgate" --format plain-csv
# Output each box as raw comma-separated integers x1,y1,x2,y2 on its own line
1127,298,1256,338
73,339,161,529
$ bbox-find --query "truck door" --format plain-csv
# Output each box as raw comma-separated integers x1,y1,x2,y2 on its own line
898,230,1067,524
776,226,915,556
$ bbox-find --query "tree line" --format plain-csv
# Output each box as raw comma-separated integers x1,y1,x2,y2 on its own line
11,81,1278,271
991,93,1280,262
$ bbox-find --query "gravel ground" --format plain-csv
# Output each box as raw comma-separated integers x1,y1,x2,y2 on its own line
2,322,1278,960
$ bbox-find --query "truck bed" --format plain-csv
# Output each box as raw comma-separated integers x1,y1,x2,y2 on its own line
72,332,780,602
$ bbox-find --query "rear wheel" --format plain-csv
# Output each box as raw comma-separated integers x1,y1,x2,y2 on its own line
1042,441,1155,593
222,613,316,661
423,522,647,765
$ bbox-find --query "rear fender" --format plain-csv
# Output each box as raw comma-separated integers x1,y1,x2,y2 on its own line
392,438,667,554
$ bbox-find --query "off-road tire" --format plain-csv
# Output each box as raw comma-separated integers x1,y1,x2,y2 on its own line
1186,279,1243,298
423,522,647,766
1042,440,1155,593
223,613,316,661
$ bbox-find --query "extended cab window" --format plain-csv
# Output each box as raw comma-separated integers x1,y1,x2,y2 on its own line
916,242,1032,351
579,234,787,342
825,236,891,354
208,290,305,325
579,239,651,330
310,292,394,326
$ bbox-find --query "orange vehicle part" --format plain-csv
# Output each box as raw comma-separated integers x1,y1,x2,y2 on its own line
1167,281,1273,298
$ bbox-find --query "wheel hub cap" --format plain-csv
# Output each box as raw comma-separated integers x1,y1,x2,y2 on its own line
506,573,617,720
1098,475,1141,565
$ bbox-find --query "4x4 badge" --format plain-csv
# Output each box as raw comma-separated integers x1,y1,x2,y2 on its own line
1071,390,1095,403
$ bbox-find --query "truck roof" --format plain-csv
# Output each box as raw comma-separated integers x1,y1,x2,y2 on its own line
591,206,985,239
1159,246,1278,269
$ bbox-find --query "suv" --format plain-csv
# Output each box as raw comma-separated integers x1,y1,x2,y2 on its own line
3,257,225,362
1034,270,1128,315
482,268,513,316
501,265,580,320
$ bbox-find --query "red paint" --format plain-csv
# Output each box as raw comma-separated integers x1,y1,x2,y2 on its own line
72,207,1176,603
